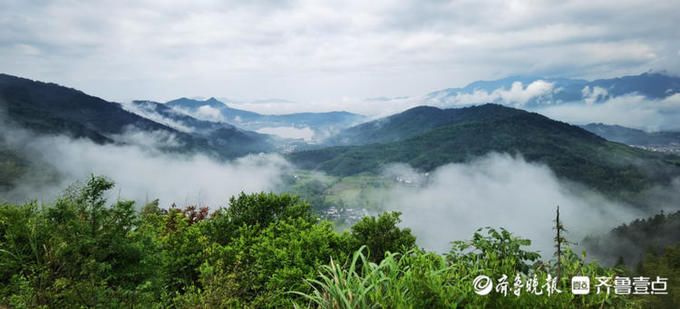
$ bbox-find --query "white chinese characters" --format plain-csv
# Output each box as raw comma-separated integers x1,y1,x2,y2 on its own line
473,275,668,296
473,273,562,296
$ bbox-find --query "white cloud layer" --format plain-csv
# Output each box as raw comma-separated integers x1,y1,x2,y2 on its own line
377,154,672,256
581,86,609,105
429,80,556,107
195,105,224,122
1,125,290,208
536,93,680,131
256,126,314,141
1,0,678,105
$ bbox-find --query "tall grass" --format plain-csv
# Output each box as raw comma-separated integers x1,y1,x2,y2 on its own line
292,246,471,308
292,229,642,308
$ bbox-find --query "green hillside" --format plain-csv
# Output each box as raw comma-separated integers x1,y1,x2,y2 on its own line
290,104,680,193
583,210,680,266
0,74,274,158
326,104,525,145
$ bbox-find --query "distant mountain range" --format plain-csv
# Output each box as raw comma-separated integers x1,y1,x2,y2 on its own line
427,72,680,107
0,74,274,158
290,104,680,194
3,72,680,198
164,97,365,137
581,123,680,148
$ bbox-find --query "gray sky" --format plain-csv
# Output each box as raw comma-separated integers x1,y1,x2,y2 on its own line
1,0,679,108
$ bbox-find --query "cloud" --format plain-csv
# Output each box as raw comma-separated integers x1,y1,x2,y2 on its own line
121,101,196,133
3,113,679,262
0,0,678,105
375,154,667,256
195,105,224,122
0,124,290,208
108,126,185,149
581,85,609,105
226,96,423,118
536,93,680,131
430,80,556,107
256,126,314,141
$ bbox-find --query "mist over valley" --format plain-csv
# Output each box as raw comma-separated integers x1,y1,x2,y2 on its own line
2,72,680,265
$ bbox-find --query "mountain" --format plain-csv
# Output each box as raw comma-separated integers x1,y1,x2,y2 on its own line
0,74,273,158
128,100,275,153
289,104,680,194
165,97,365,135
167,97,262,122
0,73,169,143
583,210,680,266
581,123,680,150
129,100,228,133
428,72,680,106
325,104,525,145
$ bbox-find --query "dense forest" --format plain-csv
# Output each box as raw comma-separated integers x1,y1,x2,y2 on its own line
583,210,680,266
289,105,680,195
2,175,677,308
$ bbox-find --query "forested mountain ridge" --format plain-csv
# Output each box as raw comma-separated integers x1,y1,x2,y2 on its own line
0,73,175,140
128,100,274,153
0,74,274,158
290,104,680,194
583,210,680,266
325,104,526,146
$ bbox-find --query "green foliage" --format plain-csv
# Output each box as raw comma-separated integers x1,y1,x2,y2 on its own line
295,228,639,308
202,192,315,245
293,246,469,309
289,105,680,194
0,175,156,307
636,243,680,308
189,217,351,307
350,211,416,263
583,210,680,266
0,175,644,308
448,227,541,276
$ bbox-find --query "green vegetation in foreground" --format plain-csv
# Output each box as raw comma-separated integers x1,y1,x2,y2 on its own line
1,175,669,308
289,105,680,194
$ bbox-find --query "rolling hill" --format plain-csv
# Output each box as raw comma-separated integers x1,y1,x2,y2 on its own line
325,104,525,145
289,104,680,194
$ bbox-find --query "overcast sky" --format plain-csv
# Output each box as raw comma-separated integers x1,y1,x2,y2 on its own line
1,0,679,107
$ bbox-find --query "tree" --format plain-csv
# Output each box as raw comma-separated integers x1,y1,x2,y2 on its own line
350,211,416,263
203,192,314,245
554,205,567,281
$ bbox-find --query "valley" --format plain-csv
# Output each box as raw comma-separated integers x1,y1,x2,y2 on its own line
2,72,680,307
3,2,680,306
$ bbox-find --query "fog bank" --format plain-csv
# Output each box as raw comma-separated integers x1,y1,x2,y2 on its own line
0,125,290,208
377,154,666,257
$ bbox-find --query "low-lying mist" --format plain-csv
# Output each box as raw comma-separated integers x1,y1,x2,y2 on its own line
535,93,680,132
373,154,678,258
0,124,290,208
3,121,679,262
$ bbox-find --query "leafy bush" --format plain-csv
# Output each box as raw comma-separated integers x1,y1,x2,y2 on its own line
293,228,640,308
0,175,646,308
